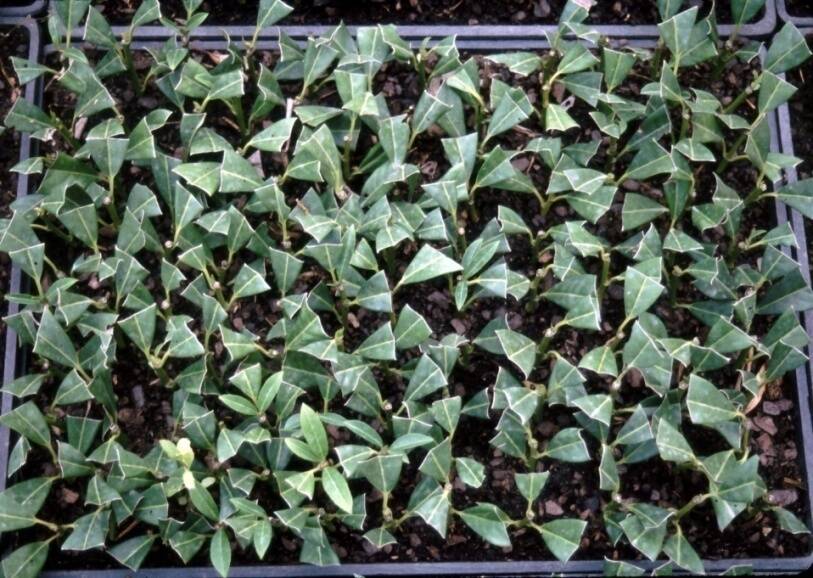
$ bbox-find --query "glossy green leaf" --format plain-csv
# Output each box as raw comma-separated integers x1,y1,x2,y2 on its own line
540,519,587,562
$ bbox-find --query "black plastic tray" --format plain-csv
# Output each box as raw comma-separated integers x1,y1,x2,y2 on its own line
3,34,813,577
0,15,40,491
0,0,44,17
778,0,813,26
59,1,779,41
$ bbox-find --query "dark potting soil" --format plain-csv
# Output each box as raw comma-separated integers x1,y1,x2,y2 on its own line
786,0,813,17
0,25,28,374
788,33,813,274
15,41,811,570
97,0,753,26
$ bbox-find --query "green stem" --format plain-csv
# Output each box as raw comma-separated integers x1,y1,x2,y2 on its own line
723,78,758,115
343,115,357,179
106,177,121,229
717,132,748,173
382,491,393,523
673,494,710,521
120,44,143,97
230,97,249,139
34,517,61,533
597,250,611,304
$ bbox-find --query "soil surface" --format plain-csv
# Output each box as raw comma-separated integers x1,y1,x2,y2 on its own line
788,34,813,273
786,0,813,17
97,0,755,26
5,36,810,574
0,24,29,371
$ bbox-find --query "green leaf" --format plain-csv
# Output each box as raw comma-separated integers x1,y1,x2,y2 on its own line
502,387,539,425
411,480,450,537
624,140,675,182
174,162,220,196
603,559,645,577
765,23,812,74
2,374,45,399
109,535,156,571
686,374,738,425
579,346,619,377
495,329,536,378
515,472,549,504
557,43,599,75
545,428,590,462
773,507,810,535
220,148,262,193
431,396,462,434
246,117,297,152
624,257,665,317
485,87,532,142
655,420,695,464
658,7,717,68
34,308,79,368
731,0,765,26
210,527,232,578
758,71,796,113
363,527,398,549
360,454,402,492
394,305,432,349
358,271,392,313
119,304,157,353
322,466,354,514
412,84,454,136
485,52,542,76
663,532,704,575
603,48,636,91
0,541,49,578
775,178,813,220
257,0,293,28
396,245,462,288
269,248,303,295
300,403,329,461
355,322,396,361
189,481,220,522
540,519,587,562
757,270,813,315
0,478,52,532
0,402,52,450
458,503,511,547
419,438,453,482
299,124,344,193
62,510,110,551
620,513,668,560
573,394,613,427
230,262,271,300
455,457,486,488
615,405,653,446
546,103,579,132
170,532,207,564
4,98,56,136
599,444,620,492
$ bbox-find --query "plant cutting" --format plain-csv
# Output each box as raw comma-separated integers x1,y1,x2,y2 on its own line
1,0,813,577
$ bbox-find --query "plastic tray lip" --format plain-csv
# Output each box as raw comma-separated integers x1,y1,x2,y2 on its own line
29,554,813,578
0,0,44,17
57,0,778,40
778,0,813,26
6,32,813,578
0,14,40,493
